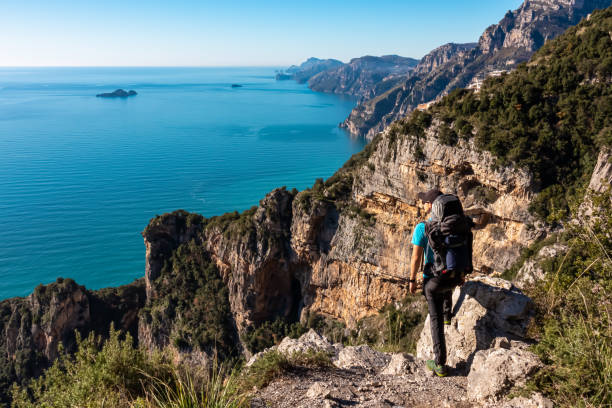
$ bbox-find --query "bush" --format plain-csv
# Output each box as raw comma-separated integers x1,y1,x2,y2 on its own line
11,327,172,408
523,192,611,406
425,8,612,220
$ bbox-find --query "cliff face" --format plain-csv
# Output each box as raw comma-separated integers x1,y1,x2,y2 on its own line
0,278,145,404
342,0,610,138
412,43,477,75
141,121,542,337
307,55,419,100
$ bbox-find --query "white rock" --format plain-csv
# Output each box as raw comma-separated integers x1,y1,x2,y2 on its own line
380,353,418,375
514,244,567,289
417,276,533,367
467,348,542,402
333,345,391,370
306,381,331,399
277,329,336,355
495,392,553,408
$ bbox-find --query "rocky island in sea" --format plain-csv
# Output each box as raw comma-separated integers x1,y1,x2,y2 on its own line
96,89,138,98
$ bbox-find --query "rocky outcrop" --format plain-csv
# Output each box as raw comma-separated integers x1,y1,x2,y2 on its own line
140,117,543,337
96,89,137,98
276,57,344,83
250,286,542,407
416,277,534,367
0,278,145,404
412,43,477,75
468,347,542,402
342,0,610,138
307,55,419,100
587,147,612,193
514,243,567,289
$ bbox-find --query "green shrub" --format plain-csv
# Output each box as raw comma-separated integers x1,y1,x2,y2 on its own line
141,240,237,359
11,327,172,408
423,8,612,221
523,192,611,406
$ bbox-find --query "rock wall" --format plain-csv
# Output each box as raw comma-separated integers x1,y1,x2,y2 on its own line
140,121,543,335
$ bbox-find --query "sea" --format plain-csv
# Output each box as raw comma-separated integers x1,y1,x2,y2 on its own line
0,67,365,300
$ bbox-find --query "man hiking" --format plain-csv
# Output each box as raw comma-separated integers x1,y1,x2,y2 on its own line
409,189,473,377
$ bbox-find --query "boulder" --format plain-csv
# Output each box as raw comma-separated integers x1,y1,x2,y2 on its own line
468,348,542,402
277,329,336,355
333,345,390,371
246,329,336,367
491,392,553,408
379,353,418,375
514,244,567,289
417,276,533,367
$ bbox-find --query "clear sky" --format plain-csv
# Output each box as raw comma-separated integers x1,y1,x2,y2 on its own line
0,0,523,67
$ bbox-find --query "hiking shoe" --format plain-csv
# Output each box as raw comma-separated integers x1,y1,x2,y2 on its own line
426,360,448,377
443,313,453,325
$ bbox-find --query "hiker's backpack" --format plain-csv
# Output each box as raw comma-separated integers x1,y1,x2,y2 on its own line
425,194,474,278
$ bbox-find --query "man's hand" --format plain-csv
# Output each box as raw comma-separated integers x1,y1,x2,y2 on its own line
409,281,417,294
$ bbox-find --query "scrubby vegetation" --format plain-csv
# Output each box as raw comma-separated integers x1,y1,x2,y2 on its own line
140,239,238,360
520,191,612,407
11,327,248,408
240,349,332,391
433,8,611,220
388,8,611,221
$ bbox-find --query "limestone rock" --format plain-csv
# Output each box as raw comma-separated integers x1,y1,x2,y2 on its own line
308,55,419,100
491,392,554,408
333,345,391,371
514,243,567,289
587,147,612,193
416,277,533,367
467,348,542,402
379,353,418,375
305,381,331,399
277,329,336,356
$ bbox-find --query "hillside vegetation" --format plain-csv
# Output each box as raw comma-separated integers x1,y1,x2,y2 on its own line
389,7,611,221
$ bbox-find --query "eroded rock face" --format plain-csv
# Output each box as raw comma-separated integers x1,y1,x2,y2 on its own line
468,348,542,402
416,277,534,367
140,120,544,333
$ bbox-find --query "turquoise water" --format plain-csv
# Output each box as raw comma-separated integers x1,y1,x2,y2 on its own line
0,67,365,300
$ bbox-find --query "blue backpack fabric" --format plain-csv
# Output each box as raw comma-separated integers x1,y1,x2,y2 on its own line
425,195,474,278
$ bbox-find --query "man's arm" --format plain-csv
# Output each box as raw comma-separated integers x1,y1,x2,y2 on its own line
409,245,424,294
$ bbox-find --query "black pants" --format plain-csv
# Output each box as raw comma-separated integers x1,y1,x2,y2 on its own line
423,273,459,366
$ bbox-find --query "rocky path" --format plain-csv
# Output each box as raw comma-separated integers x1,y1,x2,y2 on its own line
248,277,553,408
252,361,472,408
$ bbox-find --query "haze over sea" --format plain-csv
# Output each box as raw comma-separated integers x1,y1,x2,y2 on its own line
0,67,364,300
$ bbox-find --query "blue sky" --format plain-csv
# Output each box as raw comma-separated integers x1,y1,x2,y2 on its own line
0,0,522,66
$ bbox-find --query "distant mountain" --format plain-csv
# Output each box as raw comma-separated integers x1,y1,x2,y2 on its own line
307,55,420,100
275,57,344,83
342,0,612,138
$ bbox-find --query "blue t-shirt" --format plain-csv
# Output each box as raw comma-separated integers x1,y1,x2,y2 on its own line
411,222,434,278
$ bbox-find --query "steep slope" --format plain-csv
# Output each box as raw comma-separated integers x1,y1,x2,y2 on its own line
307,55,419,100
343,0,611,138
0,278,145,405
275,57,344,83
